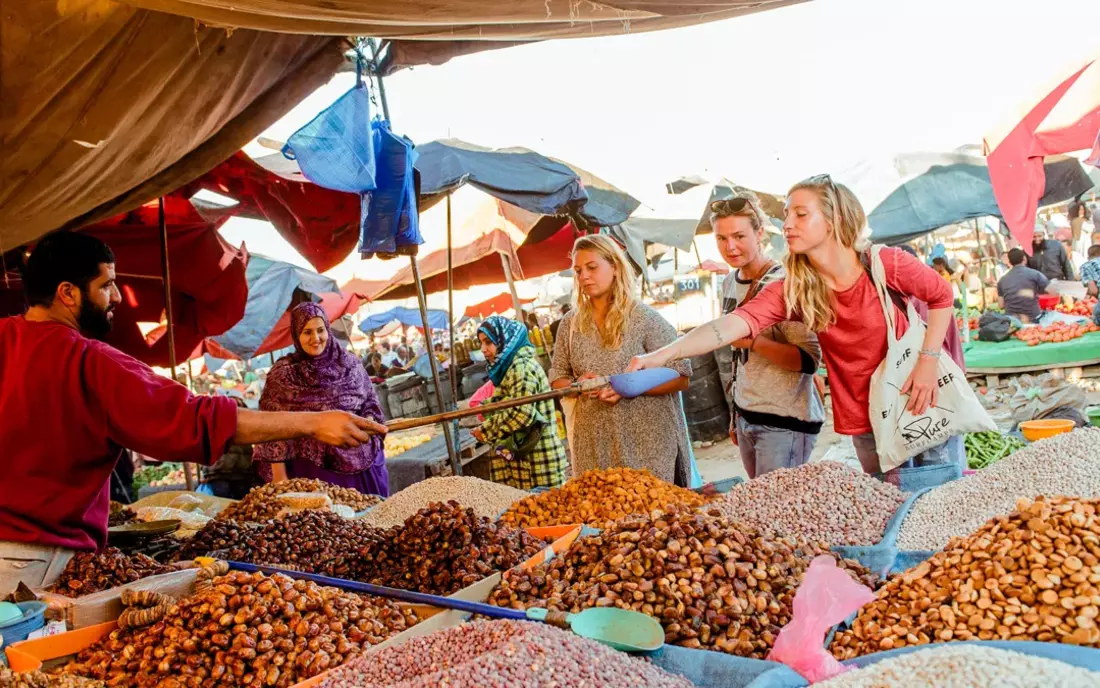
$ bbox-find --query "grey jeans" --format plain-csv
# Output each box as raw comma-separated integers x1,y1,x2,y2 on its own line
0,542,74,597
852,433,962,476
735,416,817,479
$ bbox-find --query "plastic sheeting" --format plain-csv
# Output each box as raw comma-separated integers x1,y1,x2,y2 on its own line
211,255,339,359
359,306,450,334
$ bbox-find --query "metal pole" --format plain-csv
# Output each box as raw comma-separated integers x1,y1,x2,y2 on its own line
159,197,194,492
410,257,461,476
500,253,524,320
446,194,458,404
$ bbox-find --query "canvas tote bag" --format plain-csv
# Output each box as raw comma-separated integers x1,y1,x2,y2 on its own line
866,244,996,472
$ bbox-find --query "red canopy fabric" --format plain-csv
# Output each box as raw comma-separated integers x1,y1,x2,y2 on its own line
341,277,391,301
464,293,536,318
984,55,1100,250
696,259,730,275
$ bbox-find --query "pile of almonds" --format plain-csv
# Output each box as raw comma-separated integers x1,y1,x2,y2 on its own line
217,479,378,523
499,467,707,528
831,495,1100,659
490,505,876,658
318,619,695,688
348,501,546,595
713,462,908,546
63,570,418,688
51,548,170,597
0,667,103,688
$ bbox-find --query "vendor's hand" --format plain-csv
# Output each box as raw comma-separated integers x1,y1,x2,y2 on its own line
310,410,388,448
626,349,671,373
471,428,486,443
577,372,604,399
597,387,622,405
901,355,940,415
730,338,753,349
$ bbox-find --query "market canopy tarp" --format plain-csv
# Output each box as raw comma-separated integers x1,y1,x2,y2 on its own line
359,307,450,334
984,54,1100,249
211,254,340,359
464,293,536,319
835,149,1097,244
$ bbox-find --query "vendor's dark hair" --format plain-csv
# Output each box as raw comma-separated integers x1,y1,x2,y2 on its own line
23,232,115,307
1088,244,1100,259
1007,248,1027,266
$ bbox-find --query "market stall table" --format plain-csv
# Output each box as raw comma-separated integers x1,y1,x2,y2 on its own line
963,331,1100,387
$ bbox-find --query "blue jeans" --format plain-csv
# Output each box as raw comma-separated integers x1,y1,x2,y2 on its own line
1093,301,1100,326
852,432,956,475
734,416,817,479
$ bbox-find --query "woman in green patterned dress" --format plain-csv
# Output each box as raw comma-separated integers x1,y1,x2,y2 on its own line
471,315,568,490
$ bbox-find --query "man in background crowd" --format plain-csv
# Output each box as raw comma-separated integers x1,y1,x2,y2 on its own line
1028,226,1076,281
998,248,1057,323
1081,245,1100,325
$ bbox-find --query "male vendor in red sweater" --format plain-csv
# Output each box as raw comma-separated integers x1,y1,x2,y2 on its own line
0,232,387,594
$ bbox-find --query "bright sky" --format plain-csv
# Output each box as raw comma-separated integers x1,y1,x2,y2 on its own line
219,0,1100,306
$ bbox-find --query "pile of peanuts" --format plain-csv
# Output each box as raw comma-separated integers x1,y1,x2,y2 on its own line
218,479,378,523
831,495,1100,659
348,501,546,595
51,548,169,597
490,505,875,658
816,644,1100,687
355,476,528,528
0,667,103,688
898,428,1100,551
713,462,908,546
499,467,707,528
317,619,695,688
63,570,418,688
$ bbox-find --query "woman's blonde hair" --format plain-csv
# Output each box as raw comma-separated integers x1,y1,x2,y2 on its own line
571,234,639,350
783,176,869,332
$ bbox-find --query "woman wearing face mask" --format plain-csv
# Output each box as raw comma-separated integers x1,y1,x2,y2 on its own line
548,235,692,485
253,303,390,496
470,315,568,490
711,194,824,478
629,176,957,476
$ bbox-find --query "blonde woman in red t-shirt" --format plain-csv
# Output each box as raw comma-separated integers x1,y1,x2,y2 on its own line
628,175,956,475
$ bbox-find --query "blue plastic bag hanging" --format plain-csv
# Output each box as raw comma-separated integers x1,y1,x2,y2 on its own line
282,85,377,194
359,120,423,256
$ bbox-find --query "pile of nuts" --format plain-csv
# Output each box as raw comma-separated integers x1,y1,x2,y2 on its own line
817,644,1100,687
490,505,875,658
63,570,419,688
713,462,909,546
349,501,546,595
898,428,1100,551
831,495,1100,659
171,519,258,563
51,548,169,597
499,467,707,528
0,668,103,688
230,510,388,580
318,619,695,688
218,479,378,523
355,476,528,528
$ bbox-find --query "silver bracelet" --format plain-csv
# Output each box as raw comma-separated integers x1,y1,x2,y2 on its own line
918,349,941,358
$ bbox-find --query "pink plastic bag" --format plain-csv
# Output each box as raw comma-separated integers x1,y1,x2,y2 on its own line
766,555,875,683
468,381,495,423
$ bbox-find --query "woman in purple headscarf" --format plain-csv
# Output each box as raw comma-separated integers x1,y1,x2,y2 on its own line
253,303,389,496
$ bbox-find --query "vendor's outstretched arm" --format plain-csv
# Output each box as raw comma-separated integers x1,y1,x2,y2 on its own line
234,409,387,448
628,313,752,371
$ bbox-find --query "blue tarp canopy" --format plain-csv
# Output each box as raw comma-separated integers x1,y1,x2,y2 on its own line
836,149,1096,244
212,254,339,359
415,139,640,230
359,306,450,334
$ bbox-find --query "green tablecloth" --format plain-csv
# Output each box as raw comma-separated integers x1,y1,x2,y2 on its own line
964,331,1100,370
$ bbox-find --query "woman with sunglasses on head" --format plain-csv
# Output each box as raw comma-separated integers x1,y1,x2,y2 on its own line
629,176,958,477
711,194,824,478
548,235,693,485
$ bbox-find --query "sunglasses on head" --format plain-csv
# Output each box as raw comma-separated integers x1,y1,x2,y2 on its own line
709,197,752,216
803,173,843,223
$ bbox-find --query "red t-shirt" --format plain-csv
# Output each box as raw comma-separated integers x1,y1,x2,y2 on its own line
735,248,954,435
0,317,238,551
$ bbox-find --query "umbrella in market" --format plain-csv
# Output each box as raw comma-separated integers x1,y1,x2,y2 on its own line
359,306,450,334
834,148,1097,244
983,53,1100,248
463,292,536,318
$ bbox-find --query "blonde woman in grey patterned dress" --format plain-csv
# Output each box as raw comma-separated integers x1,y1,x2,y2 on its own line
548,235,693,485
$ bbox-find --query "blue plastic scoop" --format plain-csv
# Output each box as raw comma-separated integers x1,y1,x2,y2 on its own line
606,367,680,398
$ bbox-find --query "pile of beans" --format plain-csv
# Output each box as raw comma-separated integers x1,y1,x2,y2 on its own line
0,668,103,688
218,479,378,523
355,476,528,528
349,501,546,595
499,467,707,528
490,505,876,658
832,495,1100,659
63,570,418,688
897,428,1100,551
713,462,908,546
317,619,695,688
51,548,169,597
817,644,1100,687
